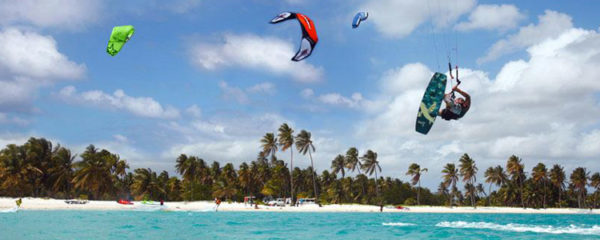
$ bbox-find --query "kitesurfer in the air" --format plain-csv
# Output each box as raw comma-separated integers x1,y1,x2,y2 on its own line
439,85,470,120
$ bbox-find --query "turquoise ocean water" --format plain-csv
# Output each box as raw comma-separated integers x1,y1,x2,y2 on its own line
1,210,599,239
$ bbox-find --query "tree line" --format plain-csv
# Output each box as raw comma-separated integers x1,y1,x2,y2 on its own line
0,124,599,208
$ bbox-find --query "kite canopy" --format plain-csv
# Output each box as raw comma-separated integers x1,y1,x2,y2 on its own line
106,25,135,56
270,12,318,61
352,12,368,28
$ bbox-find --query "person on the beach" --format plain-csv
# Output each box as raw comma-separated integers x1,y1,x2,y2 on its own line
160,199,164,206
439,85,470,121
16,198,22,208
215,198,222,211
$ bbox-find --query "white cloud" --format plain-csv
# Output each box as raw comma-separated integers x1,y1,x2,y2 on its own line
219,81,249,104
0,113,30,126
0,28,85,111
190,34,324,82
300,88,314,99
58,86,180,119
360,0,475,38
356,25,600,187
185,104,202,118
247,82,276,95
455,4,525,32
318,92,364,109
478,10,573,64
0,0,102,30
162,113,293,164
166,0,201,14
113,134,128,143
219,81,277,104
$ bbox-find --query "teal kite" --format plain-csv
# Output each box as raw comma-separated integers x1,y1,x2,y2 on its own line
106,25,135,56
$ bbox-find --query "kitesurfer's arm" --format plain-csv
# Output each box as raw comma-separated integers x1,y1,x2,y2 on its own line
453,86,470,103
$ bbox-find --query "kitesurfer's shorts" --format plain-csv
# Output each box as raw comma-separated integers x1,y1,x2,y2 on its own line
440,108,460,120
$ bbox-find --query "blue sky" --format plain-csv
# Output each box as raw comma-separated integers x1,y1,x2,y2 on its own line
0,0,599,189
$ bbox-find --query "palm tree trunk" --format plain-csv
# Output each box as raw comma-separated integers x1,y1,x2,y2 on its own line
374,170,380,205
471,179,476,208
488,183,492,206
290,149,294,206
520,177,525,209
542,180,546,209
451,182,456,208
417,180,421,205
558,188,562,208
308,149,318,201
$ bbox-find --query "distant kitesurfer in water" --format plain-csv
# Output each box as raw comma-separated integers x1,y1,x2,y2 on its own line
439,85,470,121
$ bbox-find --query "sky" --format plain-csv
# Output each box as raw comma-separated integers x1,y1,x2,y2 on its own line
0,0,599,189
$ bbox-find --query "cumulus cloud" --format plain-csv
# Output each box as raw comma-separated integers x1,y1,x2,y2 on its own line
360,0,475,38
219,81,277,104
356,25,600,187
219,81,249,104
247,82,276,95
166,0,201,14
58,86,180,119
300,88,314,99
318,92,365,109
0,28,85,111
190,34,324,82
162,113,293,163
0,0,102,30
185,104,202,118
0,113,30,126
455,4,525,32
478,10,573,64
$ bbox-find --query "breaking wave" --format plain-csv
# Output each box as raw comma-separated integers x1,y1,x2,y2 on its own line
382,222,416,227
436,221,600,235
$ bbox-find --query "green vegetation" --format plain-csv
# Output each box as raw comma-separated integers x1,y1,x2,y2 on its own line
0,124,599,209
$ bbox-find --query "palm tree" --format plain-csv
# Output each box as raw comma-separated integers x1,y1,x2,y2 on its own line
484,165,506,206
459,154,478,208
175,154,199,200
49,146,76,198
0,144,41,196
438,182,449,202
132,168,163,200
570,167,589,209
213,179,238,201
476,183,486,202
406,163,427,205
506,155,525,208
531,163,548,208
278,123,295,203
361,150,381,204
590,172,600,208
295,130,318,200
72,145,117,200
238,163,252,198
442,163,459,207
331,155,346,178
261,133,278,163
345,147,361,174
549,164,566,208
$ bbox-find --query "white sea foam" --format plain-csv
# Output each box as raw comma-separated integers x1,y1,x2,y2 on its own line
436,221,600,235
0,207,18,213
382,222,416,226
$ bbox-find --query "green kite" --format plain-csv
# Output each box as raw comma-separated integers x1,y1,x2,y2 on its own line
106,25,135,56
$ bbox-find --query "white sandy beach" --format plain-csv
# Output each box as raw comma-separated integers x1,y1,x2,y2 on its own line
0,197,598,214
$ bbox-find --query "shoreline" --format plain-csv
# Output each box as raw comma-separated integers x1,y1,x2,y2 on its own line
1,198,598,214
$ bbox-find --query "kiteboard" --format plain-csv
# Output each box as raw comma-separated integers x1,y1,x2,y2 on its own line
416,72,447,135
